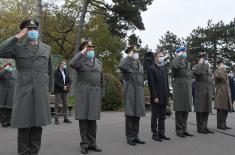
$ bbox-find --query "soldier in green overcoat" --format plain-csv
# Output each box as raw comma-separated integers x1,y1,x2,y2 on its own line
70,41,104,154
119,46,146,146
214,59,233,130
193,52,214,134
171,47,193,138
0,19,53,155
0,63,16,127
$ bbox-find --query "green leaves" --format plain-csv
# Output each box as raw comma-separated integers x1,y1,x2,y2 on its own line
83,14,126,75
0,0,153,75
90,0,154,36
156,31,182,61
0,0,37,40
186,19,235,70
102,73,123,111
127,33,151,65
157,19,235,71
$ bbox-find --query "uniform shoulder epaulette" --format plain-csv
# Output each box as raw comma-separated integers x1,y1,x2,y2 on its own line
40,42,51,49
123,56,129,61
16,40,25,46
96,58,102,65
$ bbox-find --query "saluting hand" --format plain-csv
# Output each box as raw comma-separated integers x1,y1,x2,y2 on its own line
81,46,88,55
219,63,224,69
15,28,28,39
199,58,204,64
128,51,134,57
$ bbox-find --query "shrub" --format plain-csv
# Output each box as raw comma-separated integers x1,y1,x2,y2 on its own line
102,73,123,111
68,95,75,106
144,86,150,96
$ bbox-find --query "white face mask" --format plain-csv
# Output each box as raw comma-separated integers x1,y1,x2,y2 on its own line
224,65,228,70
132,53,139,60
204,60,209,64
159,57,165,64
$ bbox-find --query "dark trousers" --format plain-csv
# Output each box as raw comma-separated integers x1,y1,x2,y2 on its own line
0,108,12,125
175,111,188,134
18,127,42,155
196,112,209,131
217,109,229,128
79,120,97,148
151,104,166,136
125,115,140,141
55,92,68,119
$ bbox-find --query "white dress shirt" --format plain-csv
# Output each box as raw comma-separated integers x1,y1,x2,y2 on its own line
60,69,65,85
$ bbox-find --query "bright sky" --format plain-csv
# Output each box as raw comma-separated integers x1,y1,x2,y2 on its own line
135,0,235,50
55,0,234,50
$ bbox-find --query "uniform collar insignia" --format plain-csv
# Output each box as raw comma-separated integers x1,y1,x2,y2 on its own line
30,20,35,25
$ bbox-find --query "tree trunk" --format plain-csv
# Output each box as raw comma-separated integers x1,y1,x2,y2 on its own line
36,0,43,40
74,0,90,53
71,0,90,95
213,41,217,71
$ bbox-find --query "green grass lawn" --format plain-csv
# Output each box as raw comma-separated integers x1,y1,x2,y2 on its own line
68,96,75,106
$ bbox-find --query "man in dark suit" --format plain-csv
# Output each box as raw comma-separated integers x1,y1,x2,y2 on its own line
54,60,72,124
147,51,170,142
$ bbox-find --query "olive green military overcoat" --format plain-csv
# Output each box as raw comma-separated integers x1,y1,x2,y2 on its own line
118,57,145,117
171,57,192,112
193,63,212,112
70,53,104,120
0,36,53,128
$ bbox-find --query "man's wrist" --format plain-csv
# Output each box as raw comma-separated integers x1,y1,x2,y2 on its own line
15,34,21,40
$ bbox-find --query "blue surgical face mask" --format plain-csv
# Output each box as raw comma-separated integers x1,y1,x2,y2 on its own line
224,65,228,70
27,30,39,41
181,53,187,59
5,67,13,72
63,64,67,69
87,50,95,59
159,57,164,65
204,60,209,64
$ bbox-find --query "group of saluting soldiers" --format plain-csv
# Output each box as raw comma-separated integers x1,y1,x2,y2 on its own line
172,47,233,137
0,19,233,155
0,61,16,127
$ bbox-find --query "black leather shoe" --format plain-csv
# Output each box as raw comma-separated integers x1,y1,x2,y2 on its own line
159,134,170,140
176,133,186,138
89,146,102,152
197,130,208,134
64,118,72,123
134,138,146,144
81,147,88,154
217,126,227,130
152,135,162,142
55,119,59,125
184,132,194,137
1,122,8,127
127,140,136,146
205,128,214,134
7,122,11,127
226,126,232,129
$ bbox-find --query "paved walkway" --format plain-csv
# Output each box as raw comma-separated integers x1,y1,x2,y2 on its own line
0,111,235,155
